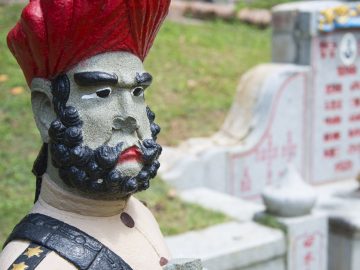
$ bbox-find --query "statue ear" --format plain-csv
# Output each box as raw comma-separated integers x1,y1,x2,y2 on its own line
31,78,56,143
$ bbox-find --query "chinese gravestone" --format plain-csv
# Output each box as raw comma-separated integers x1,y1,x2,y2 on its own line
160,1,360,200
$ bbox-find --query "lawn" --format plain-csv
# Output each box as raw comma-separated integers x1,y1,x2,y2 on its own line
0,4,271,243
236,0,293,10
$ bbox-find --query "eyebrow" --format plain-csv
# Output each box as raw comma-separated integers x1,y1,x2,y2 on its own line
74,71,118,86
136,72,153,86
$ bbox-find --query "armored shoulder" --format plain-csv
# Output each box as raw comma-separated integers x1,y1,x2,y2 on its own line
1,240,78,270
3,214,133,270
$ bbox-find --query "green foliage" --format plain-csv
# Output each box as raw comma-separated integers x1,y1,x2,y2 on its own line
236,0,295,10
0,3,271,243
255,213,287,233
146,20,270,145
0,4,40,244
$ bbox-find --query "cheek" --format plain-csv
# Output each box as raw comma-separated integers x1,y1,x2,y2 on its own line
79,101,116,149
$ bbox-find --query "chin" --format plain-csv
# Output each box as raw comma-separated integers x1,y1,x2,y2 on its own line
116,161,143,177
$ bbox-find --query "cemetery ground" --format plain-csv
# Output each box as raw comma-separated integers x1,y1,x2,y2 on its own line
0,4,270,244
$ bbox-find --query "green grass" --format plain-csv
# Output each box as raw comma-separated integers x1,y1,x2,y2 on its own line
236,0,294,10
146,19,270,145
0,4,271,243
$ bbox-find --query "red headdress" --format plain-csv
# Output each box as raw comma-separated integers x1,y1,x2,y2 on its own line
7,0,170,85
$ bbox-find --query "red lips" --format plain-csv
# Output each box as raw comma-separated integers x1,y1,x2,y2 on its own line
118,146,142,164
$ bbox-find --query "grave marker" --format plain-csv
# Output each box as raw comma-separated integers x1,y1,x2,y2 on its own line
160,1,360,199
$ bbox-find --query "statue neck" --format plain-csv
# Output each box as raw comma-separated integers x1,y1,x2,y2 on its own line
39,174,128,217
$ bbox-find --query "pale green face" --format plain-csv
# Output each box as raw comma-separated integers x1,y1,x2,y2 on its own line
65,52,153,177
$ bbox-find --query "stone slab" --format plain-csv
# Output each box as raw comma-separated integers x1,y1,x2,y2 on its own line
241,258,285,270
166,221,286,270
255,212,328,270
164,258,204,270
326,212,360,270
313,183,360,270
179,188,264,221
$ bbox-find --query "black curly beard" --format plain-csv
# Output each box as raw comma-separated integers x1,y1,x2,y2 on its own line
33,74,162,200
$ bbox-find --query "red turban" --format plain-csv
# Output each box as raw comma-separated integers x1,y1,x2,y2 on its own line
7,0,170,85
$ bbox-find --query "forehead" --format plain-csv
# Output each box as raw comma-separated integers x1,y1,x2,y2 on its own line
67,51,145,85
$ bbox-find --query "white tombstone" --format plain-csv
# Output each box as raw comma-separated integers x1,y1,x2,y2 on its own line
159,1,360,200
272,1,360,185
256,165,327,270
255,211,328,270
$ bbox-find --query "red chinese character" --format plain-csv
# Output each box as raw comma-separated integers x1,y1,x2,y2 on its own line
349,113,360,122
304,235,315,247
326,84,342,94
324,148,338,158
351,81,360,91
325,116,341,125
304,252,315,265
338,65,357,76
240,168,252,192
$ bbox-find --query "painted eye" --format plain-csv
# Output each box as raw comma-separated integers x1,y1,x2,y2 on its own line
96,88,112,98
132,86,144,97
81,88,112,100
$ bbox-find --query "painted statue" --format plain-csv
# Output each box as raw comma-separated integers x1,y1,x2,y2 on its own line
0,1,171,269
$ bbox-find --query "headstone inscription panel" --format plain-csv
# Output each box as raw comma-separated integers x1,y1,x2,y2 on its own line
273,1,360,184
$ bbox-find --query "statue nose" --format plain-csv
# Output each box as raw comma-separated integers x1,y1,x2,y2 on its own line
113,116,139,133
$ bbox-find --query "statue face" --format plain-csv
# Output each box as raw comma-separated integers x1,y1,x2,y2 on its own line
67,52,153,174
47,52,162,198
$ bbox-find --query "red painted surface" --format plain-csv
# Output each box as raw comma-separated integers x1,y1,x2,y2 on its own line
351,81,360,90
325,116,341,125
7,0,171,85
350,113,360,122
323,132,340,142
323,148,339,158
337,65,357,76
325,84,342,94
325,100,342,110
118,146,142,164
352,98,360,107
240,167,251,193
349,128,360,138
320,41,337,59
335,160,353,172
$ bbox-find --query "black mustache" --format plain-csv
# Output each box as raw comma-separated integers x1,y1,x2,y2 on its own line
50,123,161,195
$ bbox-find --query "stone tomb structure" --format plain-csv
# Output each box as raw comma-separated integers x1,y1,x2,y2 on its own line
160,1,360,199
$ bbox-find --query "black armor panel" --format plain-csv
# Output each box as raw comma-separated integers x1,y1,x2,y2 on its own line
4,214,133,270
